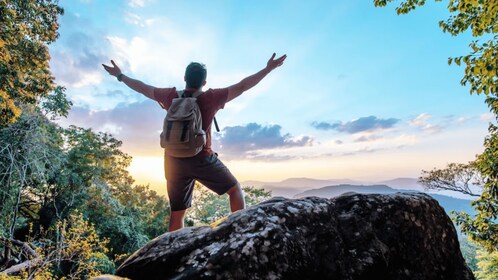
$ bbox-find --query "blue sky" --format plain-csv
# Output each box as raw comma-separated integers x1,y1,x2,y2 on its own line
51,0,491,193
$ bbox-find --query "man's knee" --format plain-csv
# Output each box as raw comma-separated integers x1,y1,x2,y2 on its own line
168,209,186,232
227,183,243,196
170,209,186,220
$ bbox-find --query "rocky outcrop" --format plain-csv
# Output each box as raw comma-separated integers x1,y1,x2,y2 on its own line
115,192,474,280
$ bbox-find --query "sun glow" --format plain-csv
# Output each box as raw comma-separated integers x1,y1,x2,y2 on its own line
128,156,166,194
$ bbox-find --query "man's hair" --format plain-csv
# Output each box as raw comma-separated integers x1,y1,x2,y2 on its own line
185,62,207,89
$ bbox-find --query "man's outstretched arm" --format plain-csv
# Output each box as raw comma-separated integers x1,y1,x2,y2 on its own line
102,60,156,100
227,53,287,102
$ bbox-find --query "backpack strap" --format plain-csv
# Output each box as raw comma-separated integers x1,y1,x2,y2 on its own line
176,89,219,131
192,91,203,98
213,116,220,132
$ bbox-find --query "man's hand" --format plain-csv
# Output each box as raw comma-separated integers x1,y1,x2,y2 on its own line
101,60,156,99
266,53,287,72
227,52,287,102
102,60,122,77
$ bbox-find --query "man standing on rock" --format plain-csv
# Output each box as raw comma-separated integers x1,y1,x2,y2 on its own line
102,53,287,231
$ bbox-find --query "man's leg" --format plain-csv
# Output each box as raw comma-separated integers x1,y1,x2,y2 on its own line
168,209,186,232
226,183,245,212
164,153,195,232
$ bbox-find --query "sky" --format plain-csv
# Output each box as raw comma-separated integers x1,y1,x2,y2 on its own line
50,0,492,195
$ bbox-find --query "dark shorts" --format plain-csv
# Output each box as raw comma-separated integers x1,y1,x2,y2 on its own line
164,152,238,211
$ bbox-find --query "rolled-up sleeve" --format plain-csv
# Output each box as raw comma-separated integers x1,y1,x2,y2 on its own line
209,88,229,110
153,87,176,110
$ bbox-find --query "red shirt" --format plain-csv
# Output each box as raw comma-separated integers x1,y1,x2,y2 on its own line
153,87,228,156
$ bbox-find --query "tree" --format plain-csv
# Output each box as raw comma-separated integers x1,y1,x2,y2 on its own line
186,184,272,226
1,211,113,279
0,0,64,125
0,0,174,276
0,104,65,242
460,237,479,272
475,249,498,280
419,161,482,197
374,0,498,252
0,111,171,275
0,98,171,273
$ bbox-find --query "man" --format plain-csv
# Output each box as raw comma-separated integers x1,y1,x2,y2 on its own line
102,53,287,231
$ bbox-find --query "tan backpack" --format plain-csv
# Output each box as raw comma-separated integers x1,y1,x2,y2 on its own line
160,90,206,157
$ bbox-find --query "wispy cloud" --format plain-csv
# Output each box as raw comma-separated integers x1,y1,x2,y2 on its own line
50,16,108,88
480,113,495,122
213,123,313,160
58,100,166,156
105,17,219,90
311,116,399,134
409,113,443,134
128,0,147,8
354,134,382,143
125,12,144,26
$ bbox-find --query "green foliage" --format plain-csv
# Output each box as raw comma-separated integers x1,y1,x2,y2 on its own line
0,107,170,276
0,0,64,125
41,86,72,120
0,0,172,276
244,186,273,206
22,211,112,280
84,182,169,256
461,237,480,272
475,249,498,280
0,104,65,238
187,184,272,226
374,0,498,256
457,121,498,252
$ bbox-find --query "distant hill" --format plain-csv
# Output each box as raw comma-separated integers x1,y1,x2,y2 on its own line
242,177,422,193
293,184,474,216
241,177,364,198
377,177,425,191
293,184,394,198
277,178,361,188
242,177,360,188
242,177,475,207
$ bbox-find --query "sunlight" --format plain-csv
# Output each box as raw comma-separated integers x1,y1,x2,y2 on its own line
128,156,166,194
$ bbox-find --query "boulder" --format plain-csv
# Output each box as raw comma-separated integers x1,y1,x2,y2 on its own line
116,192,474,280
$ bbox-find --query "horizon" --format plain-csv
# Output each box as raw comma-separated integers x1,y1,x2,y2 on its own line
51,0,491,196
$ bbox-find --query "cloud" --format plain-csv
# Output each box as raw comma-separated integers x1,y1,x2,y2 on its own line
409,113,443,134
480,113,495,122
213,123,313,160
58,100,166,156
105,17,219,87
340,147,382,156
49,13,108,88
59,107,314,161
125,12,144,26
354,134,382,143
128,0,147,8
311,116,399,134
455,116,470,124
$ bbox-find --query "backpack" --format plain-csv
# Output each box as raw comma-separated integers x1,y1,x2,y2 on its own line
160,90,206,158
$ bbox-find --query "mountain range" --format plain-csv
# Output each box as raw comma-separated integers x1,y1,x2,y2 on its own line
241,177,475,216
242,177,425,197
